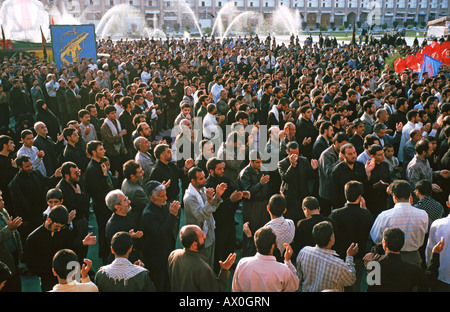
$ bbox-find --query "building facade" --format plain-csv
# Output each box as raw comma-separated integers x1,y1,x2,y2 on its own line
6,0,449,31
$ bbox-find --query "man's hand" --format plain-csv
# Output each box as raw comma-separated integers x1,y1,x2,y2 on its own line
134,259,145,267
289,153,298,167
219,253,237,271
162,180,171,189
432,237,445,254
365,158,376,173
54,167,62,178
440,169,450,179
432,183,443,193
101,163,109,176
346,243,359,257
230,190,243,203
243,222,252,238
260,174,270,185
82,232,97,246
395,122,403,133
37,150,45,159
206,188,215,204
311,159,319,170
84,126,92,136
185,158,194,170
80,258,92,280
360,196,366,209
68,210,76,224
284,244,293,262
119,129,127,137
129,229,144,239
242,190,251,200
169,200,181,216
215,183,227,199
7,216,22,230
302,137,311,146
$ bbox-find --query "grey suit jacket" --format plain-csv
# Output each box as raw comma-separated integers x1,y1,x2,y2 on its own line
318,145,340,200
121,178,149,221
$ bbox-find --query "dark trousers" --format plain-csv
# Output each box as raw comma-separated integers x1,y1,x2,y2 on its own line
1,252,21,292
40,275,58,292
242,199,269,256
213,223,236,275
432,280,450,292
92,202,111,263
318,196,332,217
0,103,9,128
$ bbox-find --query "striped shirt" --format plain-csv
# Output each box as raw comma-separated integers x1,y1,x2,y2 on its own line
264,217,295,254
296,246,356,292
414,196,444,230
426,216,450,284
370,202,428,252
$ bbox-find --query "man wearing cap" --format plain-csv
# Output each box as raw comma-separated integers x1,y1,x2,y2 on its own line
141,180,180,292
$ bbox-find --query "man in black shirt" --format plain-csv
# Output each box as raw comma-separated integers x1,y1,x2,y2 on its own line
149,143,193,204
331,143,369,208
23,205,96,292
205,157,249,275
329,181,374,292
8,155,61,246
295,106,318,160
85,141,114,264
291,196,335,262
56,161,90,259
0,135,18,217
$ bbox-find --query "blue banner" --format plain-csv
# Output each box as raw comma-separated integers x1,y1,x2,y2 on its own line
419,54,442,82
50,24,97,69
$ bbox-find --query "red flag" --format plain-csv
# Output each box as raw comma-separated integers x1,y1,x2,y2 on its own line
422,44,433,56
40,26,47,60
52,17,55,25
394,57,407,73
442,48,450,66
440,41,450,66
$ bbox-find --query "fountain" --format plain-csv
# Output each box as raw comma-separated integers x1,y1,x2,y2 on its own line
0,0,49,43
222,11,262,38
271,6,301,37
96,4,150,39
170,0,203,37
48,2,81,26
211,1,239,38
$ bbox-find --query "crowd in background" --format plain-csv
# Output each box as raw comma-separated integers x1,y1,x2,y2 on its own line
0,30,449,292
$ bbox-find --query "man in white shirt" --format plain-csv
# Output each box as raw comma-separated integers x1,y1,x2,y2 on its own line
263,194,295,257
398,110,421,162
370,180,428,268
210,75,224,104
232,226,299,292
50,249,98,292
78,109,98,143
203,104,225,140
426,195,450,291
17,129,46,176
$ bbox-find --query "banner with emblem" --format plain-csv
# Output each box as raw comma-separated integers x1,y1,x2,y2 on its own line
50,24,97,69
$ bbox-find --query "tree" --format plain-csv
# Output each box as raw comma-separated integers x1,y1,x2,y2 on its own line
205,27,212,37
174,23,181,33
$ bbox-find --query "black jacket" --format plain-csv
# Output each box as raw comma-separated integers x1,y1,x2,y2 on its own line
278,155,317,223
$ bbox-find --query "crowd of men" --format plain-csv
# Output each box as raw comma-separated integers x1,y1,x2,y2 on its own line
0,30,449,293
